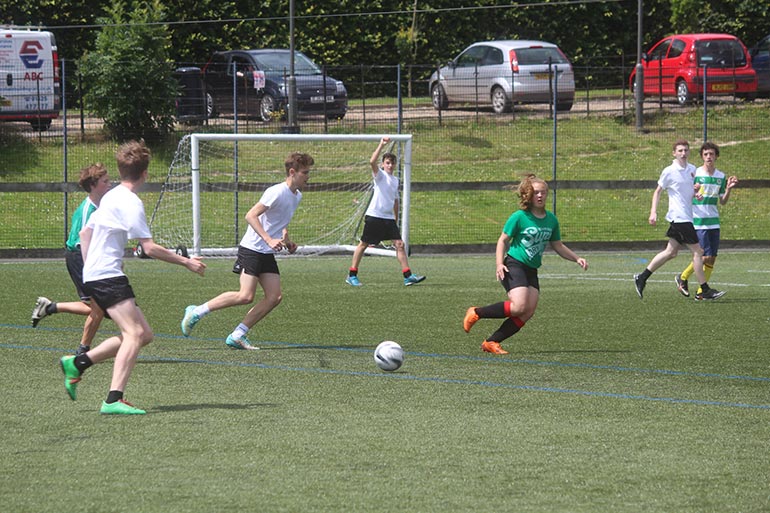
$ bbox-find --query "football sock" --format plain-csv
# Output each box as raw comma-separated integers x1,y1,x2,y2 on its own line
488,317,526,343
231,323,249,341
476,302,508,318
639,268,653,281
73,353,93,373
46,302,58,315
680,262,694,281
105,390,123,404
403,268,411,278
348,267,358,277
704,264,714,283
193,304,210,317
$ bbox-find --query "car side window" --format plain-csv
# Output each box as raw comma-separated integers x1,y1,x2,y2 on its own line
482,48,503,66
648,40,671,61
758,38,770,56
457,46,488,68
668,39,686,59
228,56,252,77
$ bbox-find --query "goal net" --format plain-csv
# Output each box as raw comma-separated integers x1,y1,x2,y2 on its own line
149,133,413,257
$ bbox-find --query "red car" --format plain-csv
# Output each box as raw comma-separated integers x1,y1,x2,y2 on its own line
629,33,757,105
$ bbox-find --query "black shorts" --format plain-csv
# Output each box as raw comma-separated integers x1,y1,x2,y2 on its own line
500,256,540,292
65,249,90,302
232,246,280,276
82,276,135,312
666,222,699,245
360,216,402,245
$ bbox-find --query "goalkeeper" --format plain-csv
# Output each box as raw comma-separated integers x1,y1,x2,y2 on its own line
181,152,314,349
346,137,426,287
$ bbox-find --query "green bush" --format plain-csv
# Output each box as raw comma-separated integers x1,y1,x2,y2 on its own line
77,0,177,142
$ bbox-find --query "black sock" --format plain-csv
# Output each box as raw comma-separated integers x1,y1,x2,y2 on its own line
348,268,358,277
403,269,412,278
74,354,93,373
639,268,652,281
488,318,522,343
46,302,58,315
700,282,710,291
105,390,123,404
476,302,507,318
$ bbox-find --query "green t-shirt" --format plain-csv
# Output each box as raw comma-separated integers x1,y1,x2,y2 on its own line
65,197,97,251
502,209,561,269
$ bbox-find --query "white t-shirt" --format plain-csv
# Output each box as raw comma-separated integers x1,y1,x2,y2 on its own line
83,184,152,282
365,169,398,220
239,182,302,254
658,160,696,223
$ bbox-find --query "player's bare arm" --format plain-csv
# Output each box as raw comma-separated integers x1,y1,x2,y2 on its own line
246,202,283,251
370,137,390,174
495,232,511,280
139,238,206,276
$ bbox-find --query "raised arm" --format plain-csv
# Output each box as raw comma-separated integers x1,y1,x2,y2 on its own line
370,137,390,174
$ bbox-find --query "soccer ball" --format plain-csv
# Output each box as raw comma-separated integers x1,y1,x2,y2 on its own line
374,341,404,372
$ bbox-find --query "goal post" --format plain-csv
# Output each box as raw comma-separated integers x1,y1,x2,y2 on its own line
150,133,413,258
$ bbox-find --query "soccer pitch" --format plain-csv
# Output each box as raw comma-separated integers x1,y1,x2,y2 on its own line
1,252,768,512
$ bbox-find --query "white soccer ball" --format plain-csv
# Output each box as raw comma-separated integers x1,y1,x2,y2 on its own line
374,341,404,372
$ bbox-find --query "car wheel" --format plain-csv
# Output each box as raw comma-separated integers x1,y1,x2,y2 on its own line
676,80,692,105
29,119,51,131
259,94,277,122
556,101,573,112
490,86,510,114
431,84,448,110
326,112,346,120
205,92,216,118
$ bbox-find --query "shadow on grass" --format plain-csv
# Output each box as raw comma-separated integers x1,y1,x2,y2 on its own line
152,403,277,413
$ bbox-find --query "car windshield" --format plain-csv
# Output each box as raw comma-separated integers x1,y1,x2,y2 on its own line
250,52,322,75
695,40,747,67
515,47,569,65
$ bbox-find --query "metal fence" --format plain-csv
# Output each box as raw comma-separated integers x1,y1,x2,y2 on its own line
1,59,769,254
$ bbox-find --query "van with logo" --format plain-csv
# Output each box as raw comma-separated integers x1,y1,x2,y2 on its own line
0,28,60,130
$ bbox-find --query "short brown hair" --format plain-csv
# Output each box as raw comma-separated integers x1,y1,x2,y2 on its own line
78,163,108,192
116,140,151,181
284,152,314,175
672,139,690,151
382,152,397,165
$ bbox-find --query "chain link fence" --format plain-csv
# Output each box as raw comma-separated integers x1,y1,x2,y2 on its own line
1,57,768,254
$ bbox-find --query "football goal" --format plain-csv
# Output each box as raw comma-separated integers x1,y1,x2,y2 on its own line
149,133,413,257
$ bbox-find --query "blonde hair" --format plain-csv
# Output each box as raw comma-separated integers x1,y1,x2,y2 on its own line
517,174,548,210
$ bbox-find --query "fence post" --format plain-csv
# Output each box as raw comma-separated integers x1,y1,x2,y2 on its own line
552,65,558,214
702,64,708,142
360,64,366,129
474,60,479,121
62,58,69,244
397,63,403,134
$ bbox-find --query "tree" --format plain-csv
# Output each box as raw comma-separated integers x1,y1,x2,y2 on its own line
77,0,176,141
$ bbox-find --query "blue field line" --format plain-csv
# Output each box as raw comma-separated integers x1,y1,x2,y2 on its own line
3,322,770,384
3,341,768,411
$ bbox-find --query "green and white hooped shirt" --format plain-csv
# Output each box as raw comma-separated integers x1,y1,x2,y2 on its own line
692,167,726,230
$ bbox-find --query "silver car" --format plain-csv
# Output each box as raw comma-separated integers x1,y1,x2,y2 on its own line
429,40,575,113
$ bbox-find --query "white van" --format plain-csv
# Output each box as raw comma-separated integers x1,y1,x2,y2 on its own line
0,28,60,130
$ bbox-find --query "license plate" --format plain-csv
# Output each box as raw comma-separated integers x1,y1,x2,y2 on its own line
532,72,550,80
711,83,736,92
311,95,335,103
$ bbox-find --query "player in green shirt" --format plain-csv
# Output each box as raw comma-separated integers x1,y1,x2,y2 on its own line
32,163,112,355
463,174,588,355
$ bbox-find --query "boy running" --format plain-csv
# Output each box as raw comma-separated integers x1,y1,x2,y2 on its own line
674,142,738,298
59,141,206,415
180,152,313,349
